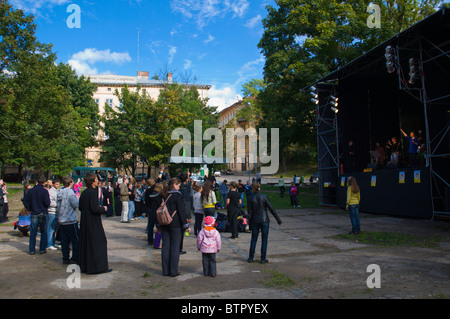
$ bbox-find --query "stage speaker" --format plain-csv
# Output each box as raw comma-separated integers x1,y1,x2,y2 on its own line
386,161,398,169
367,163,377,170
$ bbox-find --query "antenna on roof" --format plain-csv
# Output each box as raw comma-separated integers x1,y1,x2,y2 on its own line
137,28,140,74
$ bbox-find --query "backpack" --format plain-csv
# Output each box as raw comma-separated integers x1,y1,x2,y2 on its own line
156,194,177,226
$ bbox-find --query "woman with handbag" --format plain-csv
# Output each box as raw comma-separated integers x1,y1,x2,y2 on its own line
159,178,188,277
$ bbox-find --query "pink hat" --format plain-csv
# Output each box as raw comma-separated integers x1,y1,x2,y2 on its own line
204,216,215,226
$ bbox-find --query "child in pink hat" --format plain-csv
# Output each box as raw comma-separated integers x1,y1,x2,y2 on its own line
196,216,222,277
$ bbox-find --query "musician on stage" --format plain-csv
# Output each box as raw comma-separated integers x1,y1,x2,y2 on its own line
386,136,400,162
401,129,419,167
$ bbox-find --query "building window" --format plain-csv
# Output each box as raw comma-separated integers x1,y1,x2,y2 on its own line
107,87,112,91
106,99,113,107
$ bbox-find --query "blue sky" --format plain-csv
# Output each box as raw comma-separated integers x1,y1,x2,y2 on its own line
10,0,275,110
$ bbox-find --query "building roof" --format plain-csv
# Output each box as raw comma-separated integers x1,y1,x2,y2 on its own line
219,100,244,115
88,74,211,90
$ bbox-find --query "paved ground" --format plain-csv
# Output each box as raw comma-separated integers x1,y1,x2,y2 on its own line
1,193,450,300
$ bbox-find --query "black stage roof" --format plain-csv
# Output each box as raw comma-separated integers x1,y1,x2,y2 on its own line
313,6,450,85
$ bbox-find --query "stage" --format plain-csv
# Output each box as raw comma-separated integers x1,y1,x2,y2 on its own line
337,167,432,219
309,7,450,219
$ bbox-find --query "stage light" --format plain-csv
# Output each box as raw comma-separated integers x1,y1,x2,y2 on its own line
330,95,339,113
310,91,318,99
385,45,396,73
408,57,420,84
310,86,319,105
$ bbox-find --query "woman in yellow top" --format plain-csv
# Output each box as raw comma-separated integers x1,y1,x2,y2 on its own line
346,176,361,234
201,181,217,218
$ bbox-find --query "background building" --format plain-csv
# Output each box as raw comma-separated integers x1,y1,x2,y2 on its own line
219,99,259,173
87,71,211,172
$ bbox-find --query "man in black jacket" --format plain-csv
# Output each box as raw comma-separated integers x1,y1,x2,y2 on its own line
247,182,282,264
24,175,51,255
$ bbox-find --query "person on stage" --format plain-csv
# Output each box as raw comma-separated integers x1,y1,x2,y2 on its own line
78,173,112,274
386,136,400,162
401,129,419,167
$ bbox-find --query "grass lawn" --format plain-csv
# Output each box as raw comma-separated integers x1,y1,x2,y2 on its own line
216,185,320,211
334,231,443,248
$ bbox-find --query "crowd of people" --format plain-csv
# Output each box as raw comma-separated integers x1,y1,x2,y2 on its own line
6,165,366,278
0,180,9,224
11,167,284,278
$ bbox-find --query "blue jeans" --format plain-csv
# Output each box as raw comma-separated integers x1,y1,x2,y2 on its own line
128,201,135,220
248,222,270,262
349,205,361,233
239,193,244,207
219,193,227,208
46,213,57,248
30,213,48,253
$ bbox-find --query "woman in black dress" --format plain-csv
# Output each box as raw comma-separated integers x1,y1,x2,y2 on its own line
78,173,111,274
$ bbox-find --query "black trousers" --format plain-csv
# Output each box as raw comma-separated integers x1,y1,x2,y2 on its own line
202,253,217,276
161,227,182,276
60,223,79,261
227,210,239,238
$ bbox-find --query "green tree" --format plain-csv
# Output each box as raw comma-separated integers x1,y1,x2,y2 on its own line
0,1,100,176
236,78,266,124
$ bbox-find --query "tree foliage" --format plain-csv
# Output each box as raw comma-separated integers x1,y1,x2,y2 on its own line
0,1,99,176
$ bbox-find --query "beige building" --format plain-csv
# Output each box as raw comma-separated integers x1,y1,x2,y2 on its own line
87,71,211,171
219,99,259,172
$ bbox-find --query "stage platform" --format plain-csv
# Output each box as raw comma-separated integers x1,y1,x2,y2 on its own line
337,167,433,219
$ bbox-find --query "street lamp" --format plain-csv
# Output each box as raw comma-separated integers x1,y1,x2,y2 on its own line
247,101,258,179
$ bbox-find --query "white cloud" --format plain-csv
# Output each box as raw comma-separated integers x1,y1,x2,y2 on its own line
10,0,69,13
184,59,192,69
204,34,215,44
207,56,265,111
68,59,98,76
168,46,177,64
68,48,132,76
235,56,265,86
245,14,261,28
228,0,249,18
170,0,250,29
208,85,242,111
71,48,132,65
149,40,164,55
